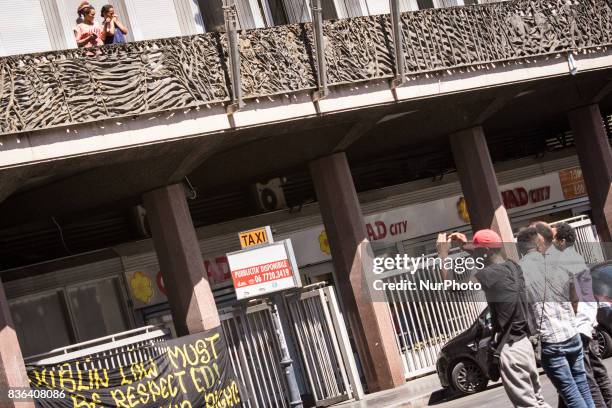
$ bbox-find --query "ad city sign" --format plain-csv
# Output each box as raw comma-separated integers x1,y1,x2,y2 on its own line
282,169,582,267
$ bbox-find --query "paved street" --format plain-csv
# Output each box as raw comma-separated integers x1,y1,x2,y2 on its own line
427,357,612,408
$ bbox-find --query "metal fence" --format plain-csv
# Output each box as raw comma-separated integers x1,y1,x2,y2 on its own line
284,284,362,406
382,254,486,379
550,215,605,264
25,325,170,369
220,301,290,408
220,285,362,408
383,214,605,379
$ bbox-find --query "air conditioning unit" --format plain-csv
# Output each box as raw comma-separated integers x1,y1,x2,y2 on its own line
253,178,287,212
130,205,150,238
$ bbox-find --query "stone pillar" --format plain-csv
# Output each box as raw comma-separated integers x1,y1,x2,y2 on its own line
143,184,220,336
450,127,516,257
309,152,404,392
568,104,612,243
0,282,34,408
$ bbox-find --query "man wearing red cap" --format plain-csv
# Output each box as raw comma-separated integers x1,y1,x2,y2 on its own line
438,229,549,408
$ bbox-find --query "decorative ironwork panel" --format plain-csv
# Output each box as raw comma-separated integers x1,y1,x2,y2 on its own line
238,24,317,97
323,15,395,85
0,35,229,134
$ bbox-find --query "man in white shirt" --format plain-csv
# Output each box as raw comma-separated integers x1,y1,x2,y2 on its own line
524,222,594,408
554,222,612,408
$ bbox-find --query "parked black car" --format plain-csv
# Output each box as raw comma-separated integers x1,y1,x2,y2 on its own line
591,261,612,358
436,308,492,394
437,261,612,395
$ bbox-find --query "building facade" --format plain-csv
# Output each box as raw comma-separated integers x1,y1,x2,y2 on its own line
0,0,611,406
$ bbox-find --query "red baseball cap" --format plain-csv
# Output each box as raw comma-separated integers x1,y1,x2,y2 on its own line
463,229,502,251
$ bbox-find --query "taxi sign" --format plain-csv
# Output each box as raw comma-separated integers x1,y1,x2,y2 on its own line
238,226,273,249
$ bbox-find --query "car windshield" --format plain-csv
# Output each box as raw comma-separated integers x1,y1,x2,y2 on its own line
592,263,612,304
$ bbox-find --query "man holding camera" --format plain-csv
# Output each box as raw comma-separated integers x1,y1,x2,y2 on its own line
438,229,549,408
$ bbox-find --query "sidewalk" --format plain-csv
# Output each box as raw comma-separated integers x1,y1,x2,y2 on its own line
338,373,447,408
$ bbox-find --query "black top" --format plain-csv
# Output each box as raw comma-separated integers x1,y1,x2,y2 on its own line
475,260,532,344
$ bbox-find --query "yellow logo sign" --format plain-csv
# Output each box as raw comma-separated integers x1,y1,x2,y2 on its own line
319,230,331,255
239,226,273,249
130,271,154,304
457,197,470,223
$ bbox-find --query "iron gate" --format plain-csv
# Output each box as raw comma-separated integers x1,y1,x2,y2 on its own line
220,301,290,408
382,252,487,379
284,283,362,406
220,285,362,407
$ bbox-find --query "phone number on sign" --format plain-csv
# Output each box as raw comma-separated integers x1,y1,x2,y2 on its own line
7,388,66,401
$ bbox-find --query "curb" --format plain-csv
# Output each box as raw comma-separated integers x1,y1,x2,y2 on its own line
393,392,434,408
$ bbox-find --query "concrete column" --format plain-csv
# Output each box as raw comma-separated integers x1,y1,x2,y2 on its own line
568,104,612,243
450,127,516,256
309,152,404,392
143,184,220,336
0,281,34,408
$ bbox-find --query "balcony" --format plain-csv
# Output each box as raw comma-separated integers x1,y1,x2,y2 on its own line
0,0,610,137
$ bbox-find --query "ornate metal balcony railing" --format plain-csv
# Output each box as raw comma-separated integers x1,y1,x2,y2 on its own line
0,0,610,136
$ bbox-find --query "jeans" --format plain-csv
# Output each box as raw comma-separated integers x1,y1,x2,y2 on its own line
558,334,611,408
541,334,595,408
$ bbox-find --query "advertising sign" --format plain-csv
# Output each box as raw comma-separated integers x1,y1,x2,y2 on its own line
559,166,587,200
227,240,301,300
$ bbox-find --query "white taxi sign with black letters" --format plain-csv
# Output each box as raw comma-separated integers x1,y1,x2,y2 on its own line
238,226,273,249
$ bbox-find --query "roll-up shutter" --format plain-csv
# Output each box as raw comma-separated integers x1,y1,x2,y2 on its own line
0,0,53,56
173,0,205,34
282,0,310,23
333,0,367,18
4,257,124,300
363,0,417,15
126,0,182,40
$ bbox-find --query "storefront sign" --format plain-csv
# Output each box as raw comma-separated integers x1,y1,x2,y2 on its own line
501,185,551,209
125,256,232,309
238,226,273,249
27,327,242,408
559,167,587,200
227,240,301,300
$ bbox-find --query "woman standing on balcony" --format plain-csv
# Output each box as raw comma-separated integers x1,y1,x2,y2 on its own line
74,5,105,48
101,5,128,45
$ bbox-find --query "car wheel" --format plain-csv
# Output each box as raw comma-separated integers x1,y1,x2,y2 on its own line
596,329,612,358
451,360,488,395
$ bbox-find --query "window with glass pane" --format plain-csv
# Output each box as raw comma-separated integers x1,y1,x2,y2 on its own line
10,291,73,357
66,278,128,342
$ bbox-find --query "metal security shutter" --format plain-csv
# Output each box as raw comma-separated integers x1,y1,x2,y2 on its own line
434,0,463,7
282,0,310,22
4,257,124,300
363,0,417,15
334,0,366,18
173,0,205,34
0,0,53,56
126,0,182,40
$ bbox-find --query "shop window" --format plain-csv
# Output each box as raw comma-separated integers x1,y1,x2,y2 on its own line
9,277,130,357
66,278,128,342
10,291,73,357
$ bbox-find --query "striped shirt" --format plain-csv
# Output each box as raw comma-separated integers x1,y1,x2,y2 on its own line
520,246,577,344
